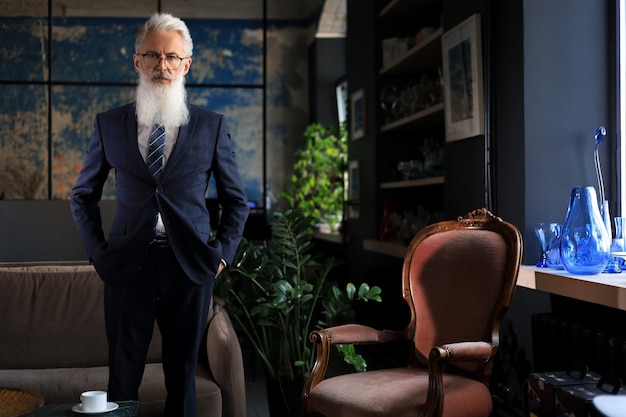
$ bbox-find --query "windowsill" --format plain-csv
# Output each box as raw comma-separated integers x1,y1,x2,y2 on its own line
517,265,626,311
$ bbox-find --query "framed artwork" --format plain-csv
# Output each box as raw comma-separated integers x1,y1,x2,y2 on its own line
441,14,484,142
335,78,348,126
347,160,360,219
350,88,365,140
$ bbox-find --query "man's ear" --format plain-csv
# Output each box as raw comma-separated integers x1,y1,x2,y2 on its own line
182,57,192,75
133,54,141,73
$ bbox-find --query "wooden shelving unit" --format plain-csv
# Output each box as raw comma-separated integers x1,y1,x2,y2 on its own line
380,175,444,189
379,27,443,76
367,0,445,259
380,102,444,133
379,0,441,18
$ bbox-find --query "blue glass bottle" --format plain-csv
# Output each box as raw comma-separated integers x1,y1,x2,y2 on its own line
560,187,610,275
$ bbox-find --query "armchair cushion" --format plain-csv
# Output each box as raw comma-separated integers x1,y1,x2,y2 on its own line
306,367,492,417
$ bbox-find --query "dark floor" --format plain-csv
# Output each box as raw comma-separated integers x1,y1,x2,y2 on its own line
245,367,270,417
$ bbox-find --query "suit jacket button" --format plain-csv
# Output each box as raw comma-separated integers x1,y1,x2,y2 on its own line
156,186,163,193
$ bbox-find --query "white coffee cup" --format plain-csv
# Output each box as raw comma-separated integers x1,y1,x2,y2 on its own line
80,390,107,412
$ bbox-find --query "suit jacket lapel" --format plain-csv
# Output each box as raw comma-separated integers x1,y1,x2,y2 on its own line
123,104,152,178
163,109,198,178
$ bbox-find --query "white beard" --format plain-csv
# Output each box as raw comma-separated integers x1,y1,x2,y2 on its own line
135,71,190,128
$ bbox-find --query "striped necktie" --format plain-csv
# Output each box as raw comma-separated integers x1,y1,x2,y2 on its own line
147,124,165,181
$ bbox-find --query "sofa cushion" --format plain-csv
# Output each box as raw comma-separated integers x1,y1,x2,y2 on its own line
0,364,222,417
0,264,162,369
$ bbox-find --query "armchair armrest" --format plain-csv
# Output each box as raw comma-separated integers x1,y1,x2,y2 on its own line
312,324,406,345
302,324,406,401
430,341,495,363
205,300,246,417
420,341,496,417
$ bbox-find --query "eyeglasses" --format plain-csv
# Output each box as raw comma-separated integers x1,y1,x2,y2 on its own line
138,53,187,70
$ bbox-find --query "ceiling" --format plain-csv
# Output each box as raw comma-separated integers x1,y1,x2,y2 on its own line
1,0,327,20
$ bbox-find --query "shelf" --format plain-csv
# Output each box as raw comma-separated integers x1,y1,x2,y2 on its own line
313,230,344,244
380,102,444,132
380,27,443,76
517,265,626,311
363,239,407,258
379,0,441,18
380,176,444,189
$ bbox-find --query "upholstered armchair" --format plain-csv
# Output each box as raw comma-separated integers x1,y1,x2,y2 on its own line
302,208,523,417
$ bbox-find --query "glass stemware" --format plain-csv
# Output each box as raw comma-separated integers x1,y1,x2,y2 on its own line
535,223,558,268
607,217,626,272
546,224,564,270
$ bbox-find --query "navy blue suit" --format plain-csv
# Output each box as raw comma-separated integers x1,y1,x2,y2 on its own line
71,102,249,416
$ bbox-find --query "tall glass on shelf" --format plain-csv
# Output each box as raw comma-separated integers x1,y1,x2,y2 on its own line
546,224,564,270
610,217,626,269
600,200,620,273
534,223,558,268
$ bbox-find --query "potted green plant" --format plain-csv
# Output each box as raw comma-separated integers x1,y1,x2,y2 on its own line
215,209,381,416
280,123,348,233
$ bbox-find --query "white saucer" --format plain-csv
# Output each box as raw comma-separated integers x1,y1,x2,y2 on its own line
72,402,119,414
593,395,626,417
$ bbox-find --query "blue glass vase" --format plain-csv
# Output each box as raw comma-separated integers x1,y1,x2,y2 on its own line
560,187,610,275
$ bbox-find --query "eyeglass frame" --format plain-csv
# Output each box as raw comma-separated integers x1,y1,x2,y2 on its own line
137,52,189,70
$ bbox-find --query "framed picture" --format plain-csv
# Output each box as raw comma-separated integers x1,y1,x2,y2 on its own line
441,14,484,142
350,88,365,140
347,160,360,219
335,78,348,126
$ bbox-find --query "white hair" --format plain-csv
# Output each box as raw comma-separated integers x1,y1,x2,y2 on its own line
135,13,193,57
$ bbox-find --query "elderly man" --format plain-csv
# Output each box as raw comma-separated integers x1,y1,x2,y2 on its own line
71,13,249,417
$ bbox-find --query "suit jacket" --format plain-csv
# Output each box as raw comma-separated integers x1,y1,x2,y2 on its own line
71,103,249,286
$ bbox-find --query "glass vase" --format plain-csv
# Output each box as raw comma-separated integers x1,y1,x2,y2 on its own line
560,186,610,275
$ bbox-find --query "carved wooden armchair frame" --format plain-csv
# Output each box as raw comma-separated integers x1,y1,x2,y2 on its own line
302,208,523,417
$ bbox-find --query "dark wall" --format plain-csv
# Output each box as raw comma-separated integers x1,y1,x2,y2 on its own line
345,0,383,284
308,37,346,127
442,0,611,265
522,0,611,264
492,0,525,237
442,0,489,219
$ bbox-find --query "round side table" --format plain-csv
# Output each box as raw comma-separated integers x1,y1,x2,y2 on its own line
0,388,44,417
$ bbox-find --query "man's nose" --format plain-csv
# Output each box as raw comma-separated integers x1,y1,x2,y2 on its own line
156,57,168,71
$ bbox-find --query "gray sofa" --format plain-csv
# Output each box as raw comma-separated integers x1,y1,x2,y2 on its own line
0,262,246,417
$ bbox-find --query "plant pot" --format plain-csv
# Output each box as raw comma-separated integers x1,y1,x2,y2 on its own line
265,379,304,417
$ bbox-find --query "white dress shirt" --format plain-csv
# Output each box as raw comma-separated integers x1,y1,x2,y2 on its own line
138,123,179,236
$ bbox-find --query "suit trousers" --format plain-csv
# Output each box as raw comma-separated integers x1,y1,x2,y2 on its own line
104,244,214,417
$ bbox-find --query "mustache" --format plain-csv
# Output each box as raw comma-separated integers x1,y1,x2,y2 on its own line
151,71,174,80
